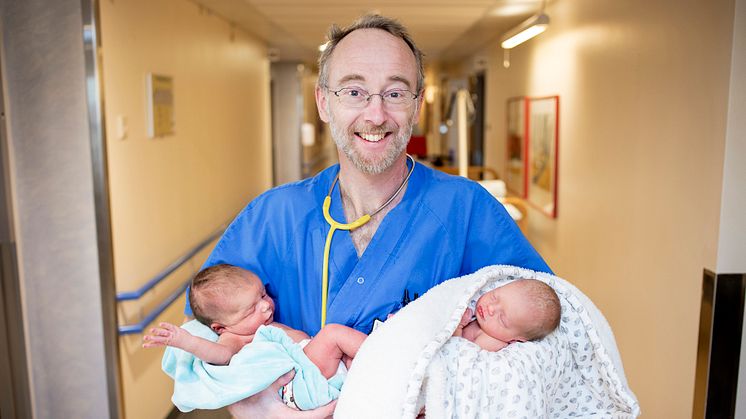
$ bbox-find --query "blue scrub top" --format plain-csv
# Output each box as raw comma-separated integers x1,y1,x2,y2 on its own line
186,163,550,335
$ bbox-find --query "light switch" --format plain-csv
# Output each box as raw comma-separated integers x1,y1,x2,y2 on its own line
116,115,128,140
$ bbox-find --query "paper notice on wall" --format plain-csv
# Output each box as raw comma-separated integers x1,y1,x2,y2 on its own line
146,73,175,138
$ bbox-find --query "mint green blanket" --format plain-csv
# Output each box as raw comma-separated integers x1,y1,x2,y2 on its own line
162,321,344,412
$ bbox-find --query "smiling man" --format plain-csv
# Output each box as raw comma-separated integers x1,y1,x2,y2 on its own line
193,14,550,417
315,22,423,258
319,25,419,176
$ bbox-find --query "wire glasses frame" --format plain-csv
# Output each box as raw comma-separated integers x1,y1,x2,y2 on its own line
325,86,419,109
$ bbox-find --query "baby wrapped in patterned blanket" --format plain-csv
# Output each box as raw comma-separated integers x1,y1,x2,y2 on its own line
452,278,561,352
335,265,640,418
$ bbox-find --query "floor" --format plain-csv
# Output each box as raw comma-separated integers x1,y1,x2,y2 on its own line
169,407,231,419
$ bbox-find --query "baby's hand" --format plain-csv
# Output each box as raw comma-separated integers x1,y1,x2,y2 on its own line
142,322,189,349
459,308,474,328
453,308,474,338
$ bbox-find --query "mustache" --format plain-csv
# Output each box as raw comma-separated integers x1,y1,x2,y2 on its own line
351,123,397,134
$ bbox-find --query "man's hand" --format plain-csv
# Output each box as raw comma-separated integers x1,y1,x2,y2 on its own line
142,322,190,350
228,370,337,419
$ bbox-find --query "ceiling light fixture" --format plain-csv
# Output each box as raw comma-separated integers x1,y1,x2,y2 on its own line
500,12,550,49
500,0,549,68
500,0,550,68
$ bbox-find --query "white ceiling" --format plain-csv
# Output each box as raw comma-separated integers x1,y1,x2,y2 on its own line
193,0,544,63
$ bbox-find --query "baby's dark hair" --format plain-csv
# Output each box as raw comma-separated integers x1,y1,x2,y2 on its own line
189,264,250,326
516,279,562,341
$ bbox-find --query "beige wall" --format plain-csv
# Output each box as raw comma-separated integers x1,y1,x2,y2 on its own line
472,0,735,417
99,0,272,417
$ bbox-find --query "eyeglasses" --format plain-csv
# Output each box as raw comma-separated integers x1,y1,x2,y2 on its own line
326,86,419,109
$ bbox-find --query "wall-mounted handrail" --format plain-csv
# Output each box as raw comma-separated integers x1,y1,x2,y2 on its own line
116,225,226,301
116,223,227,335
118,279,190,335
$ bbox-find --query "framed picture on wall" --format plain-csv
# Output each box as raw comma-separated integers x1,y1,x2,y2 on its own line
505,97,527,197
527,96,559,218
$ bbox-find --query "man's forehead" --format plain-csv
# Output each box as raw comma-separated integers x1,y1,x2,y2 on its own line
327,28,417,88
336,73,413,89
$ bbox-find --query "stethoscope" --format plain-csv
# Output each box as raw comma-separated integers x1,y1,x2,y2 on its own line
320,154,416,327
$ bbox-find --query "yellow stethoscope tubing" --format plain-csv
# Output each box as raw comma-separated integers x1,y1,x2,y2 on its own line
319,155,415,328
321,196,371,327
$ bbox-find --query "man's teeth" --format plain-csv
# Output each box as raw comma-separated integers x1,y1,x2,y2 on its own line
360,133,385,142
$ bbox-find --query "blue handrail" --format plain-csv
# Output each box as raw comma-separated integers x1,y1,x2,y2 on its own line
118,279,190,335
116,225,225,301
116,223,227,335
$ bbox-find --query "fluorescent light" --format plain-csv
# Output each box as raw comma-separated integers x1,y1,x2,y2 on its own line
500,13,550,49
502,25,547,49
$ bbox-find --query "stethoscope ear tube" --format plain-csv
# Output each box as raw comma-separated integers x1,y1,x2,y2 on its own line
320,196,371,327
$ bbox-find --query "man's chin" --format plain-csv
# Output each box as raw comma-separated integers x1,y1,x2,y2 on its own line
352,159,389,175
344,148,407,175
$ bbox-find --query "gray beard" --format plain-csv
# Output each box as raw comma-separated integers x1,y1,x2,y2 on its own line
328,112,414,175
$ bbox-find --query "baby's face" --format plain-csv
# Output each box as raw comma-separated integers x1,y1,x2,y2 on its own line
216,275,275,336
475,281,533,343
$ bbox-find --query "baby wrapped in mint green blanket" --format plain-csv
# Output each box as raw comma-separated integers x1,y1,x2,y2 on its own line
162,320,345,412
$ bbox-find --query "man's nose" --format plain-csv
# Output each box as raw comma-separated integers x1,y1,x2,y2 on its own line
362,95,386,126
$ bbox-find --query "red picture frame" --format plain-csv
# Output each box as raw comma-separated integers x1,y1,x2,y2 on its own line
526,96,559,218
505,95,559,218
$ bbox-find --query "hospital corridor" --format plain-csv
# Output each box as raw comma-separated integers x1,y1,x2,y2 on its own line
1,0,745,418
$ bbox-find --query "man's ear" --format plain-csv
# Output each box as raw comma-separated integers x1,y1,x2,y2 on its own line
408,88,425,124
315,85,330,123
210,322,226,335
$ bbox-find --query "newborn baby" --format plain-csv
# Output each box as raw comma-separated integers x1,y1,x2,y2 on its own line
453,279,561,351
